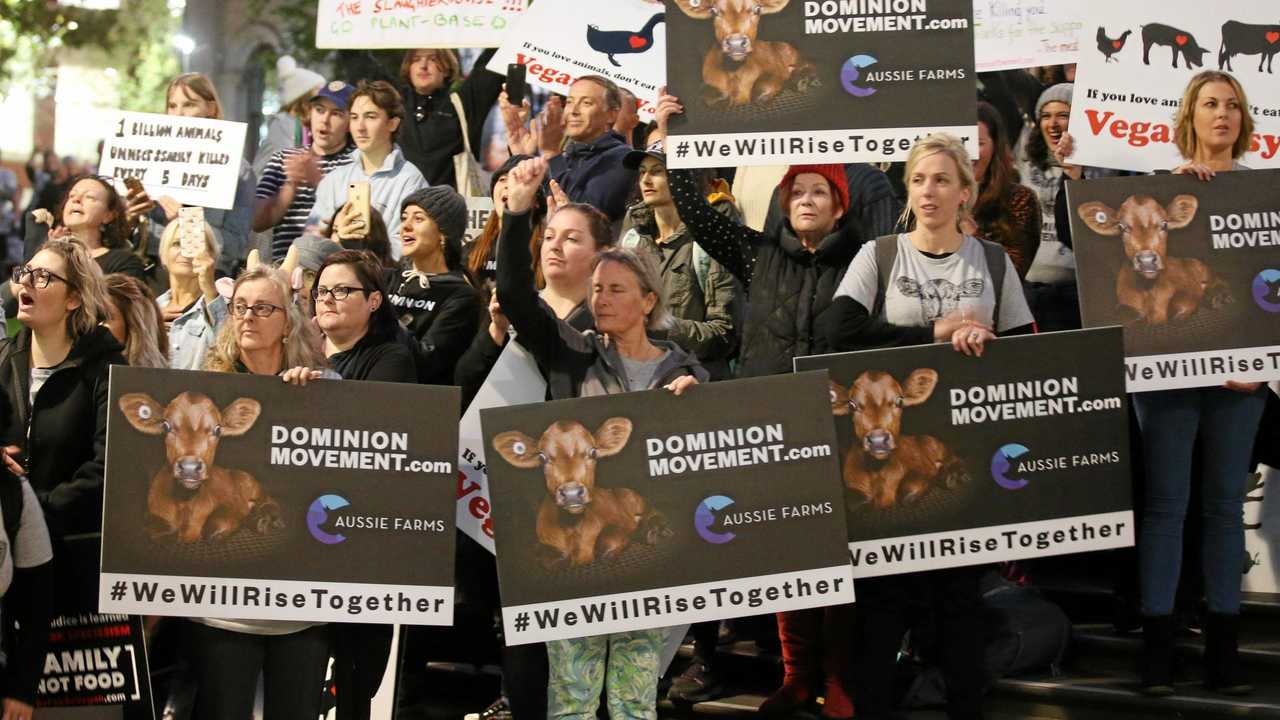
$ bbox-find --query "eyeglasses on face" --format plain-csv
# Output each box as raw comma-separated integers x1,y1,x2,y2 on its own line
12,265,68,289
311,285,368,302
231,301,284,318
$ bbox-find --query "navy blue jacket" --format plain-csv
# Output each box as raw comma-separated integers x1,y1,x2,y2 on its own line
548,131,637,222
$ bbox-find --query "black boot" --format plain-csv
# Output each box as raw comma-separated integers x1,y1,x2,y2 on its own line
1203,612,1252,695
1141,615,1175,696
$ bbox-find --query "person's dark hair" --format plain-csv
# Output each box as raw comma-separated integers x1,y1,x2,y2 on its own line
398,49,462,89
974,102,1022,251
330,206,394,268
55,175,131,249
551,202,614,248
1025,120,1052,170
573,75,622,111
313,249,400,338
350,80,405,140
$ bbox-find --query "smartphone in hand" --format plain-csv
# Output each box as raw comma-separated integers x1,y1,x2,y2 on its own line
506,63,527,108
178,206,205,258
347,182,372,231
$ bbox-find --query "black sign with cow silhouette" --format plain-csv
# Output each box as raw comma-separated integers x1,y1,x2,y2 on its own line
1066,171,1280,391
663,0,977,167
796,328,1134,578
100,367,459,625
481,372,852,643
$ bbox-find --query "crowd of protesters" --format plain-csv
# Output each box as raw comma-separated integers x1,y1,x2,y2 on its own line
0,43,1272,720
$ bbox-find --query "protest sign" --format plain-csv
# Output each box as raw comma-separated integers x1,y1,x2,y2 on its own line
481,372,853,644
1068,0,1280,172
464,196,494,246
99,367,458,624
487,0,666,122
36,614,153,716
664,0,977,168
316,0,527,49
457,341,548,554
1243,462,1280,597
1065,171,1280,391
973,0,1081,72
97,111,247,210
795,328,1133,578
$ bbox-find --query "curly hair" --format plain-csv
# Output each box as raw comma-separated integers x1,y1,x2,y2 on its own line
204,266,327,374
104,274,168,368
54,176,131,250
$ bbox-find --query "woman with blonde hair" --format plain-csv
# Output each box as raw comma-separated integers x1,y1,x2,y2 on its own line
824,134,1034,720
103,274,168,368
0,239,124,617
156,217,226,370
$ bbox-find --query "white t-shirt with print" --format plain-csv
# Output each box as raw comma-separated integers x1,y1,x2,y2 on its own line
835,234,1035,332
0,478,54,596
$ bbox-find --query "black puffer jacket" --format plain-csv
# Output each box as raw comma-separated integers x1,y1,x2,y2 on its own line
669,169,864,377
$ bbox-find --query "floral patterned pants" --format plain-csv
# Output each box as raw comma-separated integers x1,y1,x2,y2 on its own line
546,629,668,719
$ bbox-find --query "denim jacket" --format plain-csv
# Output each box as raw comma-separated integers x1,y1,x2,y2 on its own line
159,291,228,370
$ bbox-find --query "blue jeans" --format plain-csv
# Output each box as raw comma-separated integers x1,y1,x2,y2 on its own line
1134,386,1267,616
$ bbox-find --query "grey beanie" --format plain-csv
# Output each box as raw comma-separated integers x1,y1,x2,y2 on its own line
401,185,467,248
1036,83,1074,118
293,233,343,272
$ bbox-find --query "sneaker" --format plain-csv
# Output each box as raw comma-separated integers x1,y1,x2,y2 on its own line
465,697,512,720
667,661,724,703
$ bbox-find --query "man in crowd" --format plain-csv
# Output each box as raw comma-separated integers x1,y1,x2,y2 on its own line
253,81,357,263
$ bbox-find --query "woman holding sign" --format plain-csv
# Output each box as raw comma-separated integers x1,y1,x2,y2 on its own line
497,156,706,720
192,265,333,720
1131,70,1267,698
823,134,1035,720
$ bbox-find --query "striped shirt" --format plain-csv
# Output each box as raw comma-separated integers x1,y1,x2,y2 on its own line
255,143,355,262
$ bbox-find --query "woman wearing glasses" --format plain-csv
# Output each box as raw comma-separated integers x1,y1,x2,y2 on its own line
309,249,415,720
190,265,332,719
0,239,124,616
156,218,226,370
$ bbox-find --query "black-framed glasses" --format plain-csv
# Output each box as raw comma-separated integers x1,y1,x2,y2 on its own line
231,302,284,318
312,285,368,302
12,265,69,289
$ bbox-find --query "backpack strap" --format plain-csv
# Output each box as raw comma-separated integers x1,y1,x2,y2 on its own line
692,242,714,301
871,234,899,317
978,238,1007,330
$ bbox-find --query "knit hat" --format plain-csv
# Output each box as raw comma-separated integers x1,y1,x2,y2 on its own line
311,80,356,112
401,186,468,248
1036,83,1074,118
277,56,326,106
778,165,849,215
292,233,343,273
490,153,535,197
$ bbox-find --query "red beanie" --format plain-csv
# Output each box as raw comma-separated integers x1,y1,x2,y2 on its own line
778,164,849,216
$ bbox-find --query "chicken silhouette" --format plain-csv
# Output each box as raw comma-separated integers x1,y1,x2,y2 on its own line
1097,27,1132,62
587,12,665,67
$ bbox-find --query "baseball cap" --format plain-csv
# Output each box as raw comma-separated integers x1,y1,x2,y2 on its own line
311,80,356,112
623,140,666,170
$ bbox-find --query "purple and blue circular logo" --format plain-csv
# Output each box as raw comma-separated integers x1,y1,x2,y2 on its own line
307,494,350,544
991,444,1030,490
841,55,878,98
694,495,736,544
1252,269,1280,313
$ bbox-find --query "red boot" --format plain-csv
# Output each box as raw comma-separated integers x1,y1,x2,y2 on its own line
819,605,855,720
759,609,820,717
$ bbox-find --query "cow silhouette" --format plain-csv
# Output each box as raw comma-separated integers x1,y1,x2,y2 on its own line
1219,20,1280,74
1142,23,1210,69
896,277,984,321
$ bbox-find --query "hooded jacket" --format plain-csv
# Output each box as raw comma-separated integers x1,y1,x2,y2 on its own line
397,48,504,189
547,131,638,222
385,267,484,385
668,169,865,377
496,210,707,398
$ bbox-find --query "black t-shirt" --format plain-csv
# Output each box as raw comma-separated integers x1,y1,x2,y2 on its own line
94,249,147,281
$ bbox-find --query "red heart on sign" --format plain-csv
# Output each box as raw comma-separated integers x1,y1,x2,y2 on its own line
1267,31,1280,44
1113,40,1123,49
629,35,647,49
1175,34,1188,46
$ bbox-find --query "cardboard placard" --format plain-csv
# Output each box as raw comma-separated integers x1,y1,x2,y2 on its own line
464,195,495,246
664,0,977,168
795,328,1134,578
97,112,247,210
316,0,528,49
973,0,1081,72
36,614,153,717
99,367,458,624
482,372,853,644
1065,171,1280,391
1068,0,1280,172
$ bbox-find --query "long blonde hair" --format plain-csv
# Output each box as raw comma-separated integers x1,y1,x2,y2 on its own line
203,266,327,373
898,133,978,230
104,274,168,368
1174,70,1255,161
32,239,110,341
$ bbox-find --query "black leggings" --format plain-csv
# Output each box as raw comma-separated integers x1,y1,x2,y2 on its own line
184,621,330,720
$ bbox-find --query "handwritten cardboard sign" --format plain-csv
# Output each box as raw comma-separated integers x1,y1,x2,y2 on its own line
97,111,247,211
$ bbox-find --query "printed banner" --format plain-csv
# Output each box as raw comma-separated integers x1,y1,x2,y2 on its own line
487,0,666,122
464,196,494,246
1243,462,1280,597
99,367,458,624
973,0,1081,72
795,328,1134,578
481,372,853,644
457,341,547,554
664,0,977,168
97,111,247,210
1068,0,1280,172
316,0,527,49
1065,171,1280,391
36,614,153,715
